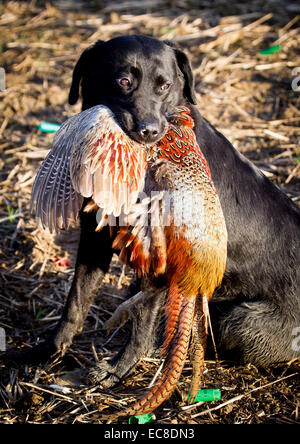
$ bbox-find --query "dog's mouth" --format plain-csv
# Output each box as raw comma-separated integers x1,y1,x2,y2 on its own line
108,106,173,145
129,121,169,145
118,117,169,145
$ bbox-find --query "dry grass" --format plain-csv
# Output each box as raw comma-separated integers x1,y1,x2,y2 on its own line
0,0,299,424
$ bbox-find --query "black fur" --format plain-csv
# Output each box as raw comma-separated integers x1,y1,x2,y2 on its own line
4,35,300,377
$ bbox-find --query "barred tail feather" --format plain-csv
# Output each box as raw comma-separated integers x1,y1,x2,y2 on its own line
188,295,208,403
160,283,183,356
111,296,196,418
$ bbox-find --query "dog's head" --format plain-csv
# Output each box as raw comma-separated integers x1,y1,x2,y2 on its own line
68,35,197,144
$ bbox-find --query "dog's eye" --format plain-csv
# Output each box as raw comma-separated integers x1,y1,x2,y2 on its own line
161,82,171,91
118,78,131,87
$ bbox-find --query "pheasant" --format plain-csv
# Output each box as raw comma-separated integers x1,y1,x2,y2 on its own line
31,105,227,417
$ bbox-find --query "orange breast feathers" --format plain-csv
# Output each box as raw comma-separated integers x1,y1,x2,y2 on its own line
111,107,203,268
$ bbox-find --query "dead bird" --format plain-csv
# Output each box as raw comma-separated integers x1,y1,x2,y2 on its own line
31,105,227,417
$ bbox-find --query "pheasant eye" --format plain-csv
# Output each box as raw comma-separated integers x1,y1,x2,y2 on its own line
118,78,131,87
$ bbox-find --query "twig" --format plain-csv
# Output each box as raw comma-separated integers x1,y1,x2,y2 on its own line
102,0,162,13
91,342,99,362
285,164,300,184
0,212,24,224
19,382,79,405
0,117,9,138
117,264,126,289
148,361,164,388
263,129,289,142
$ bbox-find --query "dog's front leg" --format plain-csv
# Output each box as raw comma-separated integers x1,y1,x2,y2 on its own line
3,207,114,364
50,209,115,355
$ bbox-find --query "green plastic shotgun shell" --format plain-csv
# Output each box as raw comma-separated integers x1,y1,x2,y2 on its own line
188,388,221,402
38,122,61,133
260,44,281,55
128,413,154,424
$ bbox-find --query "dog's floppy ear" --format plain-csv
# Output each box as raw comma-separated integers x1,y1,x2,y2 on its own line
164,40,197,105
68,40,104,105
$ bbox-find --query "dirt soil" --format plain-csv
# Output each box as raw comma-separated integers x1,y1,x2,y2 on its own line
0,0,299,424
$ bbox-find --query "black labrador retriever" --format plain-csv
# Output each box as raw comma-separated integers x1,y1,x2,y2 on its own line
5,35,300,384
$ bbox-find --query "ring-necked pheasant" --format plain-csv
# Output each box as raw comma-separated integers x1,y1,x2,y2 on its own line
31,105,227,417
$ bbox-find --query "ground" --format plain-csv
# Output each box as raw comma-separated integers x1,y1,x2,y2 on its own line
0,0,299,424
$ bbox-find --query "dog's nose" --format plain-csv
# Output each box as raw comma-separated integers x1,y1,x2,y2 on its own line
137,121,159,141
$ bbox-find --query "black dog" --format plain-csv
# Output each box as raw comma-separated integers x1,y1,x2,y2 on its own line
6,35,300,383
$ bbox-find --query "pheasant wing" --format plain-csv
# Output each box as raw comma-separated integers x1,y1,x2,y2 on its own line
30,112,85,233
31,105,147,232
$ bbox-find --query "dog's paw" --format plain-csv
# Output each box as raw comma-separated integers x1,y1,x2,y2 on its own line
87,360,123,388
